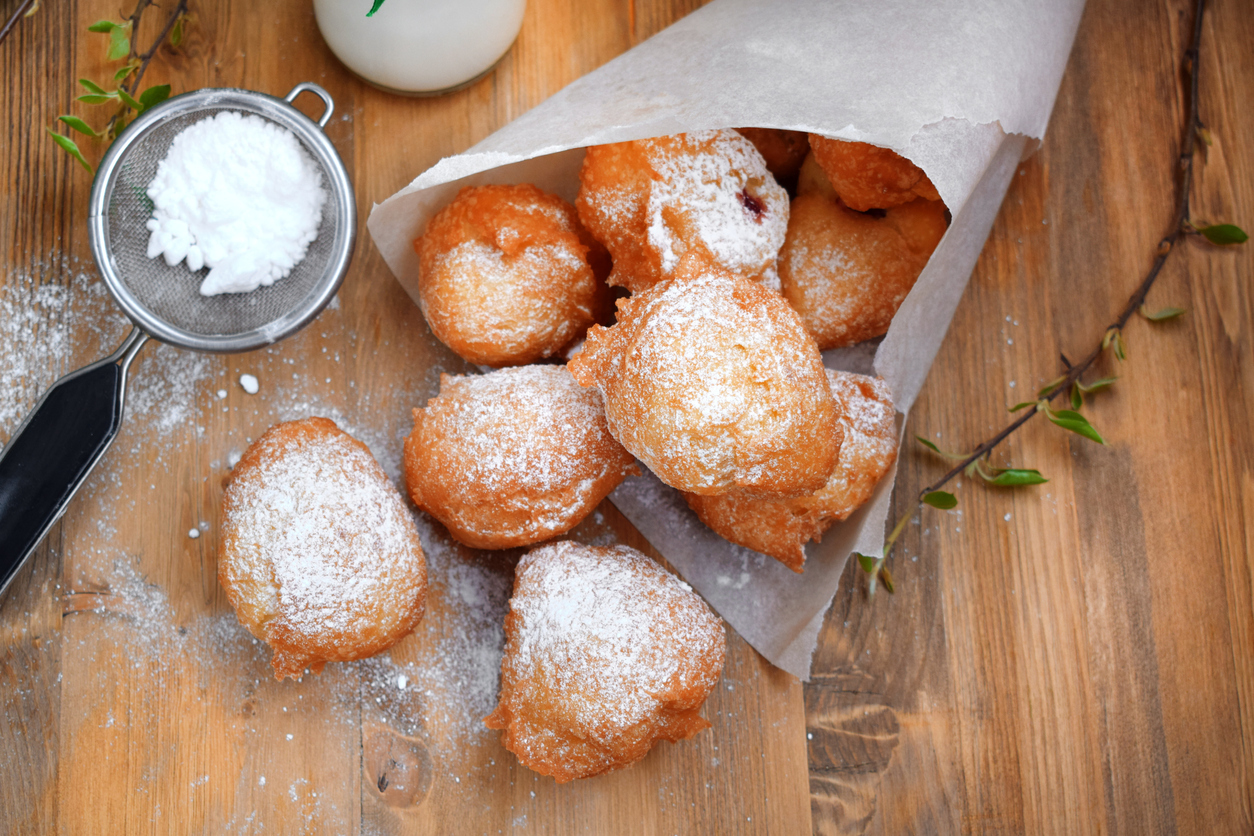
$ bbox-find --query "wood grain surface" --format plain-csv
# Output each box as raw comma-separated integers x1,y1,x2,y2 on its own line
0,0,1249,834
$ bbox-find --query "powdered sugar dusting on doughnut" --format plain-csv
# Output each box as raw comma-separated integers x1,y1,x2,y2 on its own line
430,366,618,497
646,130,788,276
571,266,839,496
223,421,423,645
499,542,724,773
406,365,637,547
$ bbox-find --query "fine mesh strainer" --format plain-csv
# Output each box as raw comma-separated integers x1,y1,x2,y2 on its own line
0,83,355,596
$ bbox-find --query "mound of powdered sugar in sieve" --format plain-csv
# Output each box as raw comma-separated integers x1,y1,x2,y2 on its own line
144,110,327,296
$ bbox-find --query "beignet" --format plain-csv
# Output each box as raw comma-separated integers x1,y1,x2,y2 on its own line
219,417,428,679
484,542,725,782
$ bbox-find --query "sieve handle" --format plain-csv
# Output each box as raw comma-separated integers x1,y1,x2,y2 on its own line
0,328,148,601
285,82,334,128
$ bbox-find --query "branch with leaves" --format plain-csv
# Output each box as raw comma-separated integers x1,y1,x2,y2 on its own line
46,0,190,173
859,0,1248,595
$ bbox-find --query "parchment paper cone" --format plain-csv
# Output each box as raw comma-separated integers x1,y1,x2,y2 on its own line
368,0,1086,679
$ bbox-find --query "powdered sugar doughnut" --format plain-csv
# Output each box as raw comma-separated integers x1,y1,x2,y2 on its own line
779,193,946,350
808,135,940,211
219,417,427,680
403,365,638,549
685,371,898,572
415,184,611,367
568,260,841,497
484,542,725,783
576,130,788,293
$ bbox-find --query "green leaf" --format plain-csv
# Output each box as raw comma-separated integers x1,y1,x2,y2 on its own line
1046,408,1106,445
878,566,895,594
1198,224,1248,245
107,25,130,61
915,436,941,454
76,93,117,105
56,115,98,137
856,552,876,574
915,436,967,461
139,84,171,110
117,87,142,112
1009,401,1039,413
79,78,107,94
114,64,134,82
922,491,958,510
1070,383,1083,410
1139,305,1186,322
1076,376,1117,394
1037,375,1067,398
366,0,386,15
170,15,184,48
1196,125,1213,147
1114,331,1127,361
86,19,117,33
47,129,92,173
983,468,1048,487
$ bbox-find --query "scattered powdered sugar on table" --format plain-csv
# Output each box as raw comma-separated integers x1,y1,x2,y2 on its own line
0,262,215,442
145,110,326,296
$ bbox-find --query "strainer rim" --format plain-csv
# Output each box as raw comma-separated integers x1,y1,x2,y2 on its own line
87,85,355,354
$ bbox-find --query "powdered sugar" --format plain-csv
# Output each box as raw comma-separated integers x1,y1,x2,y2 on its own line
145,111,327,296
407,365,636,546
220,419,424,670
646,129,787,276
494,542,724,775
510,544,718,729
570,266,837,495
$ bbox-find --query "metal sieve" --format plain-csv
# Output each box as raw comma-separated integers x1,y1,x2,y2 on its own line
0,83,355,598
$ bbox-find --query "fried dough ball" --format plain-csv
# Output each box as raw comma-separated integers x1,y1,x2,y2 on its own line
808,135,940,211
403,365,638,549
685,371,898,572
735,128,809,183
796,151,838,201
576,130,788,293
219,417,428,680
568,259,840,497
779,193,947,349
484,542,725,783
415,184,611,367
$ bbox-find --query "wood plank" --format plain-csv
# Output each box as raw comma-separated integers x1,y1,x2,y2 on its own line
805,0,1254,832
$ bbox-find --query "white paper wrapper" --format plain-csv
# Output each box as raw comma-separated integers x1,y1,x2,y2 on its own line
367,0,1085,679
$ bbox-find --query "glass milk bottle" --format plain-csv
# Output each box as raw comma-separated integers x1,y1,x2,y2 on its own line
313,0,527,95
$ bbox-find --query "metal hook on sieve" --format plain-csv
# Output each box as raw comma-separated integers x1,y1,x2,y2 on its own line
0,82,355,600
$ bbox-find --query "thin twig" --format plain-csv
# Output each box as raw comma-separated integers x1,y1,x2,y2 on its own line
124,0,186,96
0,0,37,50
917,0,1207,501
103,0,187,135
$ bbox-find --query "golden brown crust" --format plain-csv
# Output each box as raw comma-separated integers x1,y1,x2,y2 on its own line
808,135,940,211
779,193,946,350
735,127,810,183
219,417,427,679
684,371,899,572
402,365,638,550
576,130,789,293
415,184,611,367
484,542,725,782
568,259,841,497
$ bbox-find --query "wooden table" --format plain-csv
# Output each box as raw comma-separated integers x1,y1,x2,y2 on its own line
0,0,1249,833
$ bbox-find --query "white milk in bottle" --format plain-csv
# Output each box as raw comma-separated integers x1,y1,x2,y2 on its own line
314,0,526,95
